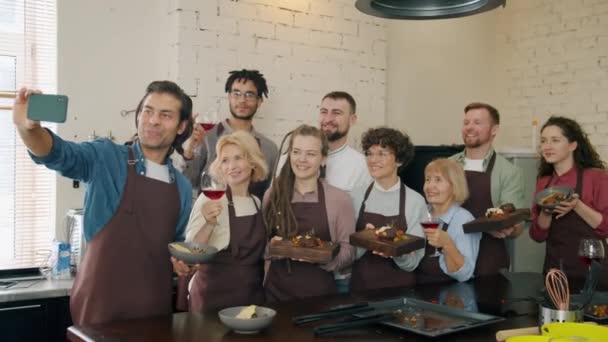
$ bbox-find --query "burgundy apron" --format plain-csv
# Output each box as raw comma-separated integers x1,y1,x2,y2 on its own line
70,149,180,325
264,181,338,301
543,169,608,290
350,183,415,292
461,153,510,276
416,220,454,284
189,187,266,311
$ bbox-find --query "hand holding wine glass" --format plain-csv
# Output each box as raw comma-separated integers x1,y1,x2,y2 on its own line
578,238,605,268
421,209,442,257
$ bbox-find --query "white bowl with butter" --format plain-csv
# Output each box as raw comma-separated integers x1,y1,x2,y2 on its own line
218,305,276,334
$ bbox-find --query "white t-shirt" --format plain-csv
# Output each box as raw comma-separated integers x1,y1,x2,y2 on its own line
145,159,170,183
464,158,484,172
275,143,371,195
185,194,261,251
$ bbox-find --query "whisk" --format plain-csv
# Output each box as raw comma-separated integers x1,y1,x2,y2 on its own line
545,268,570,310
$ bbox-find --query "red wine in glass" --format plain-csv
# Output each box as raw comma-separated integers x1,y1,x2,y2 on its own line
579,256,603,267
421,222,440,229
202,188,225,200
199,123,216,131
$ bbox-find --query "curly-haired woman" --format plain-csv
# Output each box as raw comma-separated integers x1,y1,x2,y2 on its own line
350,127,428,292
530,116,608,289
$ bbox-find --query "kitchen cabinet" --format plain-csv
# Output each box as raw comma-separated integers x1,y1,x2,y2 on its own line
0,296,71,341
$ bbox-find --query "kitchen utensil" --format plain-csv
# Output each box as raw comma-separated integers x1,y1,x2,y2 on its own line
541,322,608,341
539,305,583,325
535,187,574,211
218,306,276,334
168,242,218,264
313,311,403,335
292,302,374,325
496,326,540,341
545,269,569,310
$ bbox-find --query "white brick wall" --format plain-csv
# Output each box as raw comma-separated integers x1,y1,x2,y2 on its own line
495,0,608,160
170,0,388,146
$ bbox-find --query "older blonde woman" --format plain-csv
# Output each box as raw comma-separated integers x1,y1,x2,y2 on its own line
416,158,481,284
173,131,268,311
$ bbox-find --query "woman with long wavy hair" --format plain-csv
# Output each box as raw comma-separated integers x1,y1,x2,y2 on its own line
263,124,355,301
529,116,608,289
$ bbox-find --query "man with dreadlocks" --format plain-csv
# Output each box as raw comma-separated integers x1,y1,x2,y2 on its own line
179,69,279,200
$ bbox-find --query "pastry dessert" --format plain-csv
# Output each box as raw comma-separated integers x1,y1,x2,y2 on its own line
236,305,258,319
170,243,205,254
291,231,323,247
485,203,516,219
540,192,568,206
374,225,408,242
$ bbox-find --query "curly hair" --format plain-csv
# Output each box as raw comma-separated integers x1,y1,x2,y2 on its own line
361,127,415,169
225,69,269,98
538,116,606,177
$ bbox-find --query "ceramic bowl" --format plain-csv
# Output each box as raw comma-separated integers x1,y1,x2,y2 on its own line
218,306,276,334
535,186,574,211
168,242,217,264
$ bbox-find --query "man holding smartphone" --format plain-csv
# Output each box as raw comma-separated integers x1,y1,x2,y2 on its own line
12,81,193,325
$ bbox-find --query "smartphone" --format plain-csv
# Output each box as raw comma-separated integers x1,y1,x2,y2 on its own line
27,94,68,123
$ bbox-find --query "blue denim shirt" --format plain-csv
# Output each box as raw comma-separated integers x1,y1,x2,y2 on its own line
30,130,192,242
437,205,481,282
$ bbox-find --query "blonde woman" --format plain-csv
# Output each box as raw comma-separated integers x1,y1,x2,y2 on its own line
417,159,481,284
173,131,268,311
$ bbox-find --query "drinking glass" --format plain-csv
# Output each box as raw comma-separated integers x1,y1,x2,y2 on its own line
200,171,226,200
578,238,605,268
421,209,442,257
197,107,219,132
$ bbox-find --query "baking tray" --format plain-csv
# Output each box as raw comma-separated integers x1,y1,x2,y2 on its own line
352,297,505,338
463,209,530,233
268,239,339,264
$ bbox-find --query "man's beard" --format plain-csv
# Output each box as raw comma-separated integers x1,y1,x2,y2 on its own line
230,106,257,121
325,128,348,142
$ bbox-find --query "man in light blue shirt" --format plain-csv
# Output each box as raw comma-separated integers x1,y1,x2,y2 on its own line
13,81,193,325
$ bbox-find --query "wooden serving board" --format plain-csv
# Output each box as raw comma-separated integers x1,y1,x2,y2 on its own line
269,239,339,264
463,208,531,233
349,229,426,257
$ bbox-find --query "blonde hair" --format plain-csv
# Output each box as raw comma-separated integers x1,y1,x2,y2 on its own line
425,158,469,205
209,131,268,184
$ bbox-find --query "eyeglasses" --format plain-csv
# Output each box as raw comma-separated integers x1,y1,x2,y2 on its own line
229,90,259,101
364,150,393,159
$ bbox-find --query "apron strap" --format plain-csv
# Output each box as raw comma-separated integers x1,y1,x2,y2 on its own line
485,151,497,174
126,147,138,214
358,182,375,220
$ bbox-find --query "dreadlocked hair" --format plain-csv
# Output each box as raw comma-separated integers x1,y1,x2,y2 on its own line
264,124,329,238
224,69,269,98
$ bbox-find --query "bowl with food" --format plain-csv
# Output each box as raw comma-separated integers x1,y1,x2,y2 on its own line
535,186,574,211
168,242,217,264
218,305,276,334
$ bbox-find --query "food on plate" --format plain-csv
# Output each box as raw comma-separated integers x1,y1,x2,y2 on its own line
540,192,568,206
291,230,324,248
374,225,408,242
588,304,608,318
499,203,515,214
485,203,516,219
235,305,258,319
170,243,205,255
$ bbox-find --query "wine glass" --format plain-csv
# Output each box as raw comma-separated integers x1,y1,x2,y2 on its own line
578,238,605,268
197,106,219,132
421,208,442,257
200,171,226,200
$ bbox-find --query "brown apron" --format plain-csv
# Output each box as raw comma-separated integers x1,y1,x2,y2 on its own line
461,153,510,276
189,186,266,311
264,181,338,301
542,169,608,290
416,219,454,284
70,149,180,325
351,183,415,292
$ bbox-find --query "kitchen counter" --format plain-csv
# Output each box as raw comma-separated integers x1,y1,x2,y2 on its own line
0,278,72,303
67,273,550,341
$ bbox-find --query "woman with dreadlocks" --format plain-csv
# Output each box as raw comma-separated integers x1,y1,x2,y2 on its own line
263,124,356,301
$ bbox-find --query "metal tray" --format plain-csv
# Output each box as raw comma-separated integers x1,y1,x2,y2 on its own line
353,297,505,338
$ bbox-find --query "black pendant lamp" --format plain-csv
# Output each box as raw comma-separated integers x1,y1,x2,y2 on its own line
355,0,506,20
